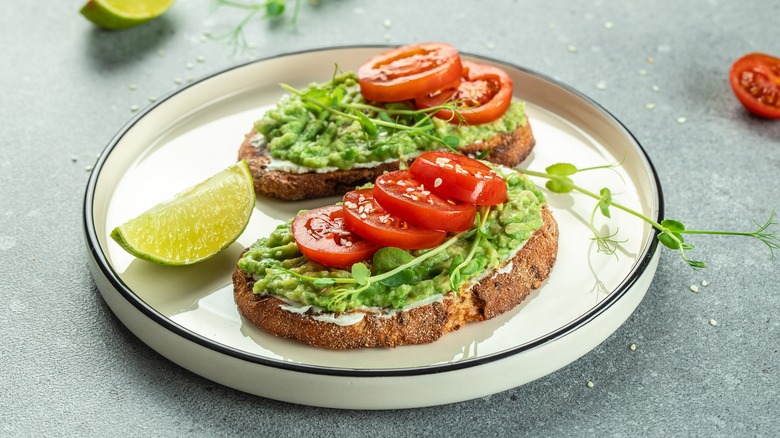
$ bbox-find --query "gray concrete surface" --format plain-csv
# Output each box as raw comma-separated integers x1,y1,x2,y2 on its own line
2,0,778,436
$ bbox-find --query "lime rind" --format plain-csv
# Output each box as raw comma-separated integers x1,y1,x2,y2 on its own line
110,161,256,266
80,0,175,30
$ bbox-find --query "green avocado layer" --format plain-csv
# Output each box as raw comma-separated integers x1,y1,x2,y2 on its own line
237,169,545,313
254,72,527,170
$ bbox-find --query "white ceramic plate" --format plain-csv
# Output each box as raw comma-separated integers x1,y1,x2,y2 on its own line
84,46,662,409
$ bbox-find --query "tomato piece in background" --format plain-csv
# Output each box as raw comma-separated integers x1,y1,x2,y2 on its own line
342,189,447,250
291,205,380,269
410,151,507,206
373,170,476,232
358,43,462,102
729,53,780,119
414,61,513,125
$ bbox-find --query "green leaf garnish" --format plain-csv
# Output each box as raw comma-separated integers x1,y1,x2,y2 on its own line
351,263,371,285
545,175,575,193
598,187,612,219
545,162,578,176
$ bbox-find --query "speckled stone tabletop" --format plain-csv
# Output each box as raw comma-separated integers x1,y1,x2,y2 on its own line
2,1,779,436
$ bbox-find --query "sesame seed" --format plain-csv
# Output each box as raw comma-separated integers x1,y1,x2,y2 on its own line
586,380,594,388
567,45,578,53
421,190,430,196
709,319,718,326
196,55,205,62
596,81,607,90
676,116,687,124
701,280,709,287
604,21,614,29
130,105,140,112
186,62,193,69
175,78,183,84
128,84,138,91
652,84,660,92
383,19,391,28
638,69,647,76
646,57,655,64
84,165,94,172
690,285,699,293
629,343,637,351
645,103,655,110
434,178,443,187
148,96,157,103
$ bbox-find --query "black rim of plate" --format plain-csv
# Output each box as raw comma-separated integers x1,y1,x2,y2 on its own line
83,44,664,378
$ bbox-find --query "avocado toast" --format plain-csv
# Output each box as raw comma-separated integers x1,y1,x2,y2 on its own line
232,165,558,349
238,71,536,201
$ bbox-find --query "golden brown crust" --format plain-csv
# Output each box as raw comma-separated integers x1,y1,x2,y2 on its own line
233,205,558,350
238,121,535,201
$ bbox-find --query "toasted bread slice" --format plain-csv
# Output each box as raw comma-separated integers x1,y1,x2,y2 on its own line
238,121,535,201
233,205,557,350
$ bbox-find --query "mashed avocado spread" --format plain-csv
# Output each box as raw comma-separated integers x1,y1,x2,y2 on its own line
253,72,527,170
238,169,545,313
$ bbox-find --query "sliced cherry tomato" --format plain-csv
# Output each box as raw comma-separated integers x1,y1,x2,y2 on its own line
358,43,462,103
373,170,476,232
342,189,447,250
414,61,513,125
729,53,780,119
291,205,380,269
409,151,507,206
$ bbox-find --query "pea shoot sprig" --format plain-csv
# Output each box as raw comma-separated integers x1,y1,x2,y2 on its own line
520,162,780,269
267,207,493,312
212,0,303,54
278,82,464,152
272,231,466,311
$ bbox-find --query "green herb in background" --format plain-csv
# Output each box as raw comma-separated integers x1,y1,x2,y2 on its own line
521,164,779,269
212,0,305,53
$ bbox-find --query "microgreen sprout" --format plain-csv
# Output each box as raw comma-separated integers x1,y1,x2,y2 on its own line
268,231,467,311
449,207,492,291
212,0,301,54
278,82,465,152
521,163,780,269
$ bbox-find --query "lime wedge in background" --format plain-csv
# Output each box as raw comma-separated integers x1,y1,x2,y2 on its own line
110,161,256,266
80,0,175,30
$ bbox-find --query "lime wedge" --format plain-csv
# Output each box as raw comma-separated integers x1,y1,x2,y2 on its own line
80,0,175,30
110,161,256,266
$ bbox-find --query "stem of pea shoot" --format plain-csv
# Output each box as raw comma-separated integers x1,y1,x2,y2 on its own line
520,167,779,269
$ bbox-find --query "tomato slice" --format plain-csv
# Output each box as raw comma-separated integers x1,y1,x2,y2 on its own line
409,151,507,206
342,189,447,250
291,205,380,269
358,43,463,103
373,170,476,232
414,61,513,125
729,53,780,119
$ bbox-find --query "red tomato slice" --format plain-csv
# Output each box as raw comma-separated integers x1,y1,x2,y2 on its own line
358,43,463,103
342,189,447,250
373,170,476,232
291,205,380,269
729,53,780,119
414,61,513,125
409,151,507,206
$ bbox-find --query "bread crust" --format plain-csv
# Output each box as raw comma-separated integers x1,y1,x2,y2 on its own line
233,205,558,350
238,121,535,201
